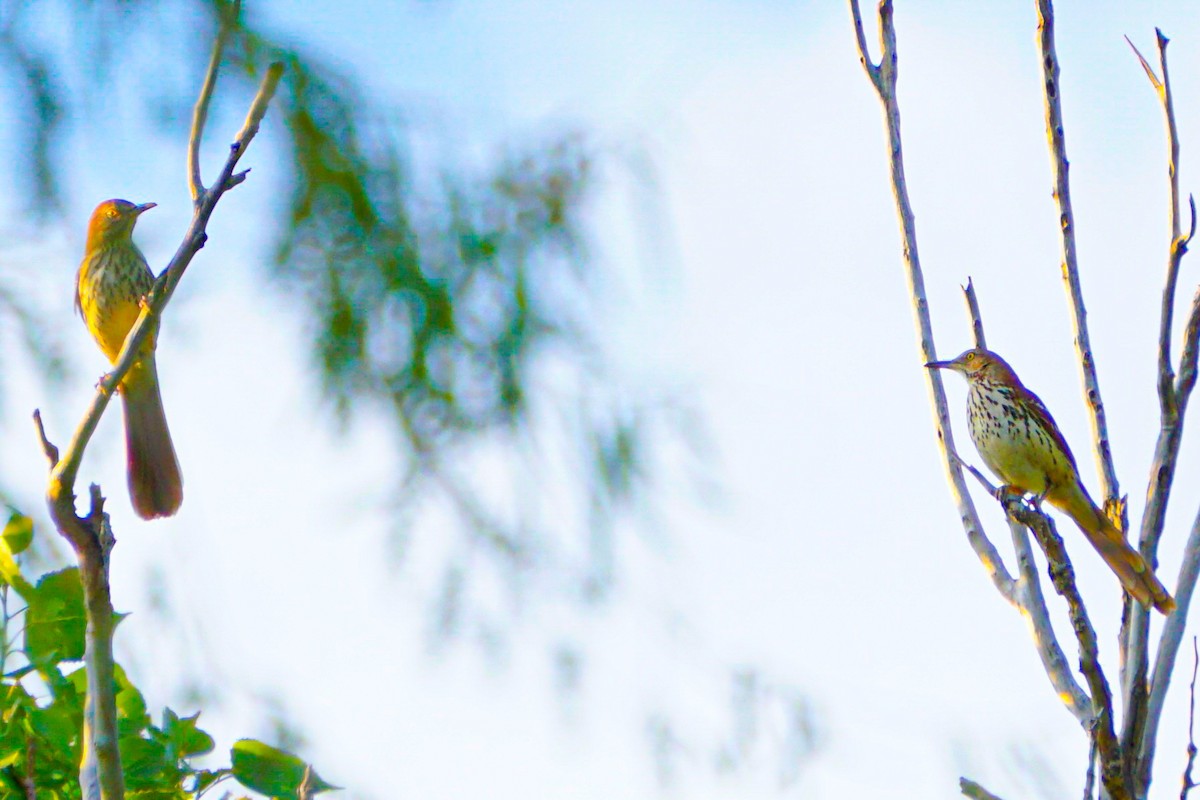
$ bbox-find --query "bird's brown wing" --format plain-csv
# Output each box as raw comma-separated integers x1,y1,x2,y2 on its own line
1020,387,1080,471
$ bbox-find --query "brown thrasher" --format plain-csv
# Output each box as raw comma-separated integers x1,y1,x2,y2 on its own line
76,199,183,519
926,348,1174,613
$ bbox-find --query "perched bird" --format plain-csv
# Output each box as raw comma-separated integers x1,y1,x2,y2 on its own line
76,199,182,519
926,348,1173,613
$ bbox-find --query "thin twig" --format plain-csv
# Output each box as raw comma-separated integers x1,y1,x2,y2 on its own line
1084,735,1097,800
1007,499,1128,800
31,409,56,467
189,0,240,200
963,278,987,350
1181,637,1199,798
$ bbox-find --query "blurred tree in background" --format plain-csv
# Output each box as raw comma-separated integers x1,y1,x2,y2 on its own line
2,0,649,648
0,0,817,790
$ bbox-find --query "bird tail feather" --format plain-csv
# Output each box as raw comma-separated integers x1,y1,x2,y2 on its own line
1047,483,1174,614
121,356,183,520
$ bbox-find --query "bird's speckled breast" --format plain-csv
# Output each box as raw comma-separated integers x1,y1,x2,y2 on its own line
966,382,1074,495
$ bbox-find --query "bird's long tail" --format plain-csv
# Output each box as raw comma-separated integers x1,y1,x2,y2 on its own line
120,355,183,520
1047,481,1174,614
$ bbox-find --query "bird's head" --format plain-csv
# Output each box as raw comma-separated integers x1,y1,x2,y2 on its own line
925,348,1019,385
85,199,155,250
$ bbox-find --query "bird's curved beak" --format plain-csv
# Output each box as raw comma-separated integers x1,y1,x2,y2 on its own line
134,202,157,215
925,359,953,370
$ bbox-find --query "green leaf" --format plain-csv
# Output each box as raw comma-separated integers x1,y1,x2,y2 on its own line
24,569,84,663
190,768,230,794
27,697,76,757
1,513,32,555
120,736,169,790
231,739,338,797
162,709,214,759
0,517,35,599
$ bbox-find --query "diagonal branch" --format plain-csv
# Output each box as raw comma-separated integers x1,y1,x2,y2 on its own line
957,454,1092,721
847,0,1011,597
44,59,282,509
1008,500,1128,800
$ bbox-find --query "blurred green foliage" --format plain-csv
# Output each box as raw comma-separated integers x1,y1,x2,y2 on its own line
0,510,332,798
0,0,662,630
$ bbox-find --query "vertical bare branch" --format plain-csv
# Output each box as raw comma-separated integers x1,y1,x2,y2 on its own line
1036,0,1120,503
1145,506,1200,785
1181,637,1199,798
1084,736,1097,800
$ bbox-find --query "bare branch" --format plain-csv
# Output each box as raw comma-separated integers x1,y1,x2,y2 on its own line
1084,736,1097,800
848,0,884,91
847,0,1015,607
1182,637,1199,798
188,0,241,200
1008,498,1128,799
1144,506,1200,781
1036,0,1120,504
963,278,987,350
31,409,56,467
1004,514,1093,724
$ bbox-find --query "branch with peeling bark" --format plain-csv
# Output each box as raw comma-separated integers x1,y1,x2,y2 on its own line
30,5,281,797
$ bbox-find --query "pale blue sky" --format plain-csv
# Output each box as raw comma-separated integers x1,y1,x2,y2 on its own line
5,1,1200,798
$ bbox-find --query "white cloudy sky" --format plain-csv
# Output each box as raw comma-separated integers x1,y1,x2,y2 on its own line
6,1,1200,798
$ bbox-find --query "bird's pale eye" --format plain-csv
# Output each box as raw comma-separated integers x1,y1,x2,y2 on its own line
106,208,119,220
